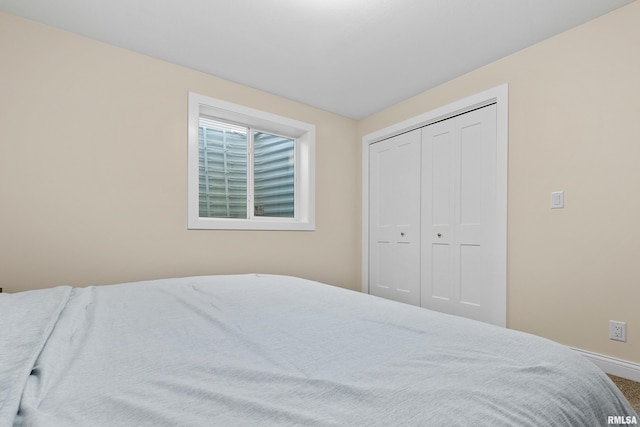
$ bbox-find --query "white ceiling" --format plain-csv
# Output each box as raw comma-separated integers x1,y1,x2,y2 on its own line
0,0,634,119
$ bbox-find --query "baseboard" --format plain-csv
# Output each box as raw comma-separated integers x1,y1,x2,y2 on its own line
571,347,640,382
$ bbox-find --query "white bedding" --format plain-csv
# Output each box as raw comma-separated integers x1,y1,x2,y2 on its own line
0,274,637,426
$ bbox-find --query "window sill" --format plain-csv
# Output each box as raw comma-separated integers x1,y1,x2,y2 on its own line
187,216,315,231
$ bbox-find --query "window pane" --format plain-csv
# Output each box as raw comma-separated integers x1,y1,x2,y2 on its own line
253,132,295,218
199,119,247,218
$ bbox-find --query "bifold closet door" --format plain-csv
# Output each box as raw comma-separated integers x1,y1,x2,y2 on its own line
421,104,499,324
369,129,421,306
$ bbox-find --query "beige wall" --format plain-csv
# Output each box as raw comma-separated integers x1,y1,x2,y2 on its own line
359,2,640,363
0,12,360,292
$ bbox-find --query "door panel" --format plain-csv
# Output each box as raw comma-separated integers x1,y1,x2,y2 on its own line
421,118,455,313
422,104,498,324
459,244,483,306
369,129,421,306
432,131,452,226
431,243,452,301
460,122,483,225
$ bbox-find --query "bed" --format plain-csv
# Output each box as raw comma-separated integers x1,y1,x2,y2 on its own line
1,274,637,426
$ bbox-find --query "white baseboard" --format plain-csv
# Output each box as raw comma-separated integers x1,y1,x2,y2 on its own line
571,347,640,382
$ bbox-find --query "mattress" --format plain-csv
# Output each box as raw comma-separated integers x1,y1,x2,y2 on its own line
0,274,637,426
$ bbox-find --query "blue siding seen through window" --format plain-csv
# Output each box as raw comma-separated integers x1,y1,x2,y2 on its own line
254,132,294,217
199,118,294,219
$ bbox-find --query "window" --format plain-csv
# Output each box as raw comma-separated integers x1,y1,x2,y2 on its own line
188,92,315,230
198,118,295,219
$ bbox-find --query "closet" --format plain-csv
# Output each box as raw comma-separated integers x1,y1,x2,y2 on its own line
368,102,505,326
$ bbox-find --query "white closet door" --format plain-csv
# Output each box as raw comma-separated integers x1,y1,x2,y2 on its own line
369,129,421,306
421,104,499,324
420,117,456,314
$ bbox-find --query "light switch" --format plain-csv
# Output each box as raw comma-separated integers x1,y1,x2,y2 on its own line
551,191,564,209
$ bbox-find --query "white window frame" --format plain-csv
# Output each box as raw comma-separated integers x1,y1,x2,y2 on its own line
188,92,315,230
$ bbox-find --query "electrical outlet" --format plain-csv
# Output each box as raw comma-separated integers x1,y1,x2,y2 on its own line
609,320,627,342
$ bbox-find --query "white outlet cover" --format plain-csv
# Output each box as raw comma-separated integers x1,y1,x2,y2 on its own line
609,320,627,342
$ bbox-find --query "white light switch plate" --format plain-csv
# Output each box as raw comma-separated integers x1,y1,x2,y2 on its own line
551,191,564,209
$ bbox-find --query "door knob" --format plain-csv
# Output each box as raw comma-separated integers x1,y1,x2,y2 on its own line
437,233,442,238
400,232,405,236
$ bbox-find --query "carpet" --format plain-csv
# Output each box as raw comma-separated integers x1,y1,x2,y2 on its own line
609,375,640,413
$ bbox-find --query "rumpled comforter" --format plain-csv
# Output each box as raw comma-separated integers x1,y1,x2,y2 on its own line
1,274,637,426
